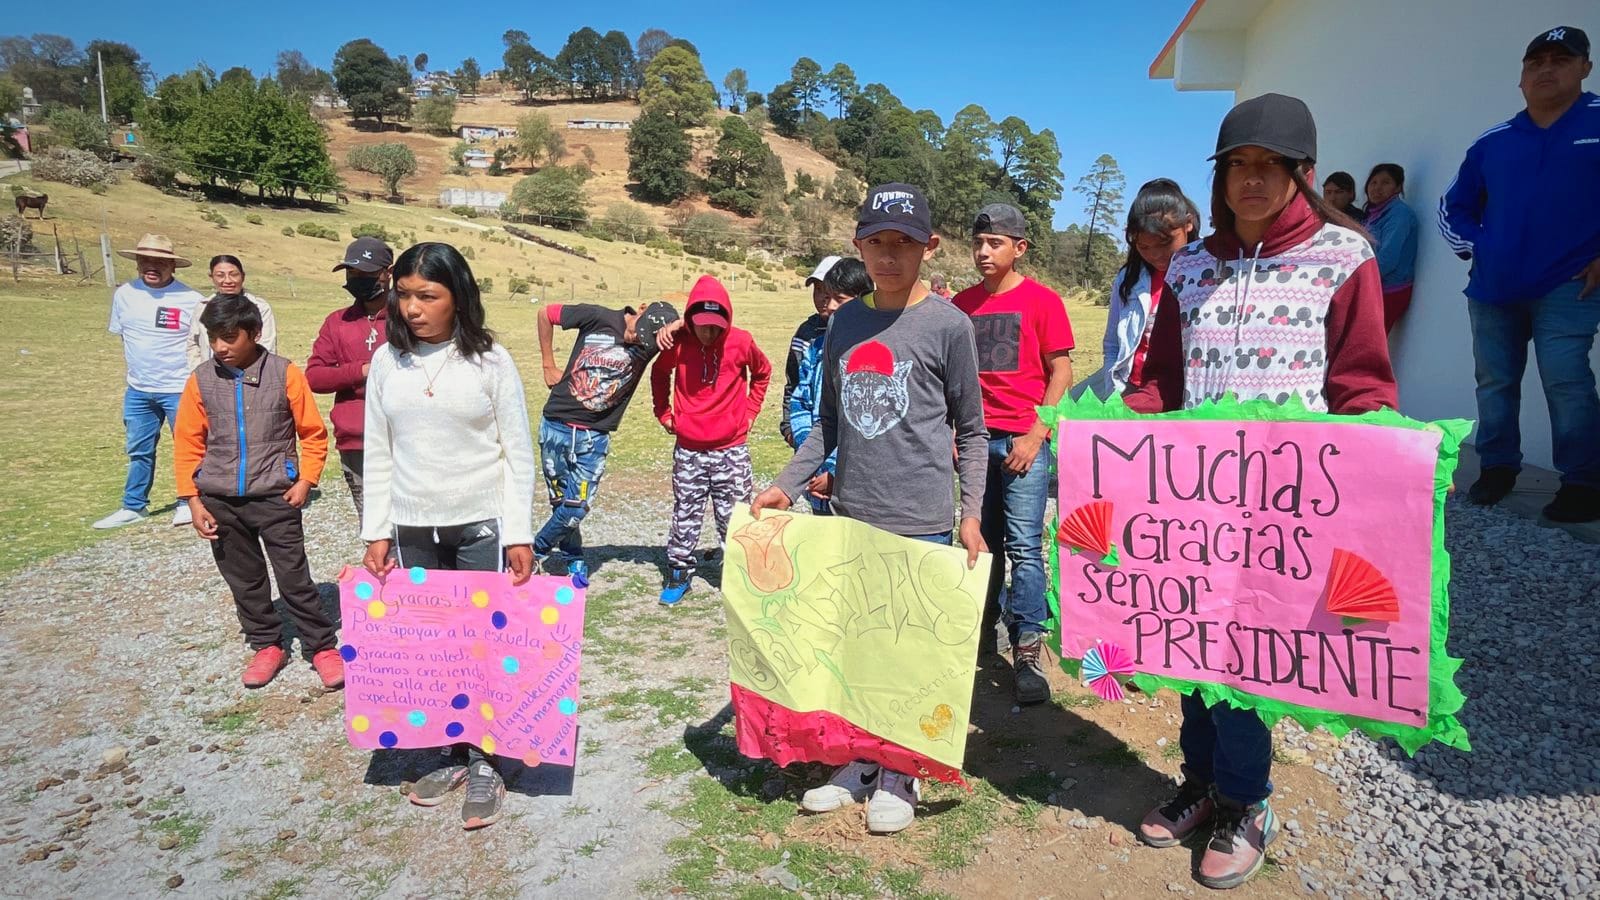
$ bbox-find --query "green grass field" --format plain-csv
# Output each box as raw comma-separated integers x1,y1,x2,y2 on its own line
0,175,1106,575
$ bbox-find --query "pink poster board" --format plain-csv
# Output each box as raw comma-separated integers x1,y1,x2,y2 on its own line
1056,418,1439,728
337,566,585,766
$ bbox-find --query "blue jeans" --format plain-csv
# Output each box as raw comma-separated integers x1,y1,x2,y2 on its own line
905,531,952,545
534,419,612,559
979,434,1050,641
1180,691,1272,806
121,388,182,512
1469,281,1600,487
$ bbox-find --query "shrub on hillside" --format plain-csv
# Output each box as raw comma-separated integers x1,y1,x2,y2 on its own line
600,203,657,245
281,226,296,236
297,221,340,241
246,213,264,226
350,222,395,242
507,276,530,295
477,277,493,294
449,205,479,219
32,148,119,189
201,209,229,228
132,155,179,190
1,215,36,252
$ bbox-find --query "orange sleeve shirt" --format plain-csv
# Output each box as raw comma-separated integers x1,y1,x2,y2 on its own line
173,362,330,498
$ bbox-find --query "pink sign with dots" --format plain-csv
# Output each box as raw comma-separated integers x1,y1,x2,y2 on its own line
337,566,586,766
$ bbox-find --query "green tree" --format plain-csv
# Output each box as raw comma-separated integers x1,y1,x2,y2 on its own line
599,30,635,97
0,77,21,117
626,109,692,203
792,197,837,260
456,57,481,95
1073,153,1125,274
332,39,410,125
789,58,823,123
681,211,738,258
275,50,332,98
633,29,673,87
638,46,716,126
706,116,785,217
0,34,82,107
823,63,856,118
1051,224,1121,290
514,112,566,167
933,103,998,232
1013,128,1064,219
503,30,530,49
413,53,429,73
43,106,109,153
765,81,801,138
413,95,456,136
722,68,748,111
504,165,590,226
556,27,608,98
348,143,418,197
600,202,657,242
82,40,151,122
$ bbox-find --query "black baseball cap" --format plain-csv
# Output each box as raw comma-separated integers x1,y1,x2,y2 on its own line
632,301,679,350
973,203,1027,239
856,183,933,243
332,237,394,273
1209,92,1317,164
1525,26,1589,60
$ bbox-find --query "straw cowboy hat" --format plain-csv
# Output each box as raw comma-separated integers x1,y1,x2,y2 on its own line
116,233,192,267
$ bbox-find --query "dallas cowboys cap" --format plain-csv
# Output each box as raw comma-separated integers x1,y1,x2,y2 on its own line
1525,25,1589,60
332,237,394,273
856,183,933,243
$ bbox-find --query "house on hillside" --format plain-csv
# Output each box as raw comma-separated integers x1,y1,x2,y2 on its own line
566,119,631,130
414,84,459,99
459,124,515,142
439,188,506,212
1150,0,1598,472
461,149,491,169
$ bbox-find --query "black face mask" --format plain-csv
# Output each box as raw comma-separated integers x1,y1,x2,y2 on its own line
343,276,385,302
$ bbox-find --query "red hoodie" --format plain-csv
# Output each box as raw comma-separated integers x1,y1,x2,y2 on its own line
650,277,772,451
304,297,390,451
1125,193,1396,416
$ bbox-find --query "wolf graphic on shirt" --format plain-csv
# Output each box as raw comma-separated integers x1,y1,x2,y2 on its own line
568,335,645,411
839,340,912,440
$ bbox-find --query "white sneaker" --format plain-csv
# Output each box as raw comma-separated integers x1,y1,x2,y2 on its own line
92,508,146,529
800,761,880,813
171,504,193,527
866,770,920,834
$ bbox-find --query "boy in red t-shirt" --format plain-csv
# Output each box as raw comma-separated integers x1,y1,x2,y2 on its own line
650,275,771,605
951,203,1075,705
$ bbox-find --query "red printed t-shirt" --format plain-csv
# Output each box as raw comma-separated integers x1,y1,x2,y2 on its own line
952,276,1075,433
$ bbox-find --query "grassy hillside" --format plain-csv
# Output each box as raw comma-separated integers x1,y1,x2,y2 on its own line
0,174,1106,574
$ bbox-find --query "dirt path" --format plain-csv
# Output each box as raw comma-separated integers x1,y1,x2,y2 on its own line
0,475,1358,897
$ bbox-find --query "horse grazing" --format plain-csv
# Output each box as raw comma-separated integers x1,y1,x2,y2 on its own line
335,192,350,205
15,194,47,219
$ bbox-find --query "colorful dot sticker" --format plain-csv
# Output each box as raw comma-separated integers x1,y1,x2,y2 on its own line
378,731,398,748
540,606,559,625
407,710,427,728
558,697,577,716
451,693,470,710
543,642,562,660
521,752,542,767
491,611,508,630
555,586,575,606
480,734,496,755
445,722,464,739
339,644,358,662
354,582,374,601
366,600,386,619
479,702,495,721
350,715,370,733
502,656,520,675
470,590,490,609
408,567,427,584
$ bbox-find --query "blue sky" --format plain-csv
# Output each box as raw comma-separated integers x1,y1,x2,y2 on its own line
10,1,1233,232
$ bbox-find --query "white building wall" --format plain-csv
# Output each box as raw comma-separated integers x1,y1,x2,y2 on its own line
1224,0,1598,470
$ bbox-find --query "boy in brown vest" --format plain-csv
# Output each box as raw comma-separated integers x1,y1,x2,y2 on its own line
174,295,343,690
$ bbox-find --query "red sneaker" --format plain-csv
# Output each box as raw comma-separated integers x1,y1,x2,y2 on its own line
241,646,287,689
311,649,345,690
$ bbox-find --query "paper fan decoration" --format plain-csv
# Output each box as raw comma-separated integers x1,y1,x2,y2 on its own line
1323,548,1401,623
1081,641,1135,702
1057,500,1120,566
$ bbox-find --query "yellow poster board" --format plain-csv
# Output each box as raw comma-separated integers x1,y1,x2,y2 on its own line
722,509,991,772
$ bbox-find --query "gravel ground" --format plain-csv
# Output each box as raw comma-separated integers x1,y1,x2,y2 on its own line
1303,498,1600,899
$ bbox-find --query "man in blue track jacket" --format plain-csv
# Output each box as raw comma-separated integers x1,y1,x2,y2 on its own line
1439,25,1600,523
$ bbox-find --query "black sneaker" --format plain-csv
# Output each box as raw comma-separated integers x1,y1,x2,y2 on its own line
1467,466,1518,506
1012,633,1052,705
1544,484,1600,523
460,761,505,830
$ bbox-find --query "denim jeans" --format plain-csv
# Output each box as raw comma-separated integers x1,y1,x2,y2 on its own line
1469,280,1600,487
1180,691,1272,806
121,388,182,512
534,419,612,559
979,434,1051,642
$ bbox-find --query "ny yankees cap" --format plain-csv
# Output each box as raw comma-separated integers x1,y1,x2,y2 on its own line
332,237,394,273
973,203,1028,239
856,183,933,243
1209,92,1317,164
1525,26,1589,60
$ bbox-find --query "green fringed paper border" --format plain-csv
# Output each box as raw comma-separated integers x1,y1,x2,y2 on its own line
1040,391,1472,755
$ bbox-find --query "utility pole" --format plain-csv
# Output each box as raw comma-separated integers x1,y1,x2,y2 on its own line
97,52,109,125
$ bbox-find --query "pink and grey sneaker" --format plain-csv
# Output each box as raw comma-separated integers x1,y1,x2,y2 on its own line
1137,769,1215,848
1197,797,1278,890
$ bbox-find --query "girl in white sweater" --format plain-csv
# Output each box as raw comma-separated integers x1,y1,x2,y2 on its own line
359,242,536,830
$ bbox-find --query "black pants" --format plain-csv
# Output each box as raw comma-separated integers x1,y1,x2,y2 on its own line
339,449,364,517
394,518,502,767
205,494,336,654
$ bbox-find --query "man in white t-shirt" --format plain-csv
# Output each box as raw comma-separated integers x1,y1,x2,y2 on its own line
93,234,207,529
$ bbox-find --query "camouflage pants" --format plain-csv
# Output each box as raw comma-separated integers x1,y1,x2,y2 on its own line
666,444,753,570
